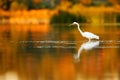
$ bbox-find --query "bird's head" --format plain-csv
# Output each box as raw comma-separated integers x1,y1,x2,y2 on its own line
72,22,78,24
69,22,79,26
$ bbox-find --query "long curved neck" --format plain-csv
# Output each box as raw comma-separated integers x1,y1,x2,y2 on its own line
76,23,84,36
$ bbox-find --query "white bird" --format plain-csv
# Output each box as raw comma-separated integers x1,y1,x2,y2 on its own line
74,41,99,62
70,22,99,41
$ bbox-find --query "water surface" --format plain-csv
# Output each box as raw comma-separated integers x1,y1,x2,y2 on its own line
0,23,120,80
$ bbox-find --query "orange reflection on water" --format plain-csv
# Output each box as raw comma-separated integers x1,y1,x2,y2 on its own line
0,23,120,80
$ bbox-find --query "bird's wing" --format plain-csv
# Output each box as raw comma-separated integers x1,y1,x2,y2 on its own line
83,32,99,39
83,32,96,37
84,32,95,35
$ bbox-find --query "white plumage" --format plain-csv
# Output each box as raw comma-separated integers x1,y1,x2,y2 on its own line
71,22,99,41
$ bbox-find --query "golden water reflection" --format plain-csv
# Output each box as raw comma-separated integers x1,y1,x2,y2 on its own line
0,23,120,80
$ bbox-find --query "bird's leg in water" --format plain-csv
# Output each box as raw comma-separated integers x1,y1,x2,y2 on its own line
88,39,91,41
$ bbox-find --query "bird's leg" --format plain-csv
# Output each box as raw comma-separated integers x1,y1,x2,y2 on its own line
88,38,92,42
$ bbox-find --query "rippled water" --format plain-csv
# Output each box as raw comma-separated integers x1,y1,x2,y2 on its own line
0,23,120,80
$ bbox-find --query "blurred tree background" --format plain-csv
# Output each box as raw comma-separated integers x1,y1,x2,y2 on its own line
0,0,120,24
0,0,119,10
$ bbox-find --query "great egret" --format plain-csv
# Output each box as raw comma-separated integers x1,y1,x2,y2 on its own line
74,41,99,62
70,22,99,41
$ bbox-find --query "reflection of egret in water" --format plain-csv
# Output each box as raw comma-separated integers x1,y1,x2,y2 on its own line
74,41,99,62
